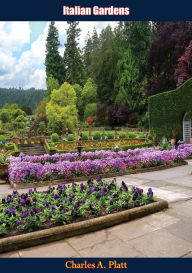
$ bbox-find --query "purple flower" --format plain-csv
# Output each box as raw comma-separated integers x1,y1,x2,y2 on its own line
110,199,114,205
71,208,74,215
20,199,26,206
26,198,31,206
33,207,39,213
89,203,95,209
4,208,9,214
147,188,153,196
33,196,37,202
16,219,21,226
21,193,27,199
54,194,58,199
51,205,56,211
13,190,18,195
69,196,73,203
22,210,29,217
28,189,33,194
74,201,80,209
82,198,86,204
44,201,49,207
101,188,106,197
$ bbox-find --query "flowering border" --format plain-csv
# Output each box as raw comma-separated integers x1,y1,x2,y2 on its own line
10,160,187,190
0,198,168,254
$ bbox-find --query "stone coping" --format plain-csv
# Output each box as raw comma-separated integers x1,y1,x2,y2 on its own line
0,198,168,254
10,160,187,190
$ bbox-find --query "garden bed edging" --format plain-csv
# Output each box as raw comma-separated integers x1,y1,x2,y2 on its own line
0,198,168,254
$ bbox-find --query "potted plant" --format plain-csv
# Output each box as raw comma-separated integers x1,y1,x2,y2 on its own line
19,133,25,145
33,135,39,144
86,117,93,139
0,153,9,178
171,128,177,146
12,134,19,144
38,121,46,144
27,133,32,144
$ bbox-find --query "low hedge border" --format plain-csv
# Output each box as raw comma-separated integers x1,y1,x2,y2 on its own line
10,160,187,190
4,143,19,156
45,139,153,155
0,198,168,254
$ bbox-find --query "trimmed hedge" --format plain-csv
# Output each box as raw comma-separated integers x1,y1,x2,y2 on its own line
148,78,192,140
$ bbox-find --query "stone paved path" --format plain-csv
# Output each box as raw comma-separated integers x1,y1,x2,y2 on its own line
1,160,192,257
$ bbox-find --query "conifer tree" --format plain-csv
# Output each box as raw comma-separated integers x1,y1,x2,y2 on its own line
63,21,85,85
45,21,63,84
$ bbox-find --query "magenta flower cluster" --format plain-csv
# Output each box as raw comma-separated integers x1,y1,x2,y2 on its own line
8,145,192,185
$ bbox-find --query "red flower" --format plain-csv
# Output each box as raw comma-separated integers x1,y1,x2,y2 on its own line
86,117,93,123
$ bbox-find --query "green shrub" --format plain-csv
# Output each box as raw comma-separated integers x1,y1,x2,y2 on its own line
68,134,75,142
129,132,136,138
0,109,11,123
15,115,26,123
119,132,126,139
82,132,88,141
138,132,144,139
93,132,101,140
51,133,59,143
0,135,6,144
159,137,172,150
84,103,97,121
106,132,114,139
39,121,46,135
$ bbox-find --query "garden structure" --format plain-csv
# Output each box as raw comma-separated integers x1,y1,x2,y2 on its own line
148,78,192,143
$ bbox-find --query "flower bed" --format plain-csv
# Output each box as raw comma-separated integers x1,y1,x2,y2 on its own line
0,179,154,237
8,145,190,185
46,138,152,153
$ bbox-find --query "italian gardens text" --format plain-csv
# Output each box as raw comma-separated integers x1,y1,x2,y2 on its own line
63,6,130,16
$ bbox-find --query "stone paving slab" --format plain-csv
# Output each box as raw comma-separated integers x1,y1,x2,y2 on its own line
128,229,192,257
162,176,192,188
107,218,158,242
78,238,143,257
16,240,80,258
66,229,117,251
165,218,192,243
128,164,192,181
139,211,180,229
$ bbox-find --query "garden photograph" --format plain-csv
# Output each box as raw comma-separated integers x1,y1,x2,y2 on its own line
0,21,192,258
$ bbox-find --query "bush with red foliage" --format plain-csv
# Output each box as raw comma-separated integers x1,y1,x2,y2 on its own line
174,40,192,87
147,22,192,96
128,112,137,125
108,105,131,127
30,114,47,134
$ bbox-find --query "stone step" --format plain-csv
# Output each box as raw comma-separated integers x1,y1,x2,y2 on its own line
18,144,47,156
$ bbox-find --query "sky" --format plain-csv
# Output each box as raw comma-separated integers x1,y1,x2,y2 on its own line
0,21,117,90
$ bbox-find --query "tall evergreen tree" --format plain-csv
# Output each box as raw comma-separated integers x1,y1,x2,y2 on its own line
91,27,100,51
45,22,63,84
63,21,85,85
83,32,93,68
90,25,116,105
114,21,152,113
